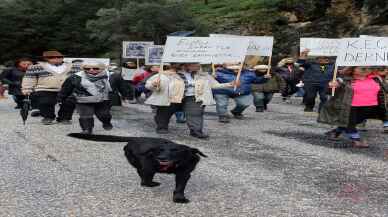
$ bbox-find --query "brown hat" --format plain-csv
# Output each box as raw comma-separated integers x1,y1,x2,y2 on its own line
42,50,64,58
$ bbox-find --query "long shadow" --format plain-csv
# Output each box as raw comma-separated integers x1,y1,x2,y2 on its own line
264,130,386,161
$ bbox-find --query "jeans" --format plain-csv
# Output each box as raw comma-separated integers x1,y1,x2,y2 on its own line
214,94,252,116
252,92,273,109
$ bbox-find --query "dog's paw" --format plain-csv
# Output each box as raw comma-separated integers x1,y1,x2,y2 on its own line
173,194,190,203
141,181,161,187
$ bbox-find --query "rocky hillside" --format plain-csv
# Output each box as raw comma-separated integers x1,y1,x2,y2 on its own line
188,0,388,62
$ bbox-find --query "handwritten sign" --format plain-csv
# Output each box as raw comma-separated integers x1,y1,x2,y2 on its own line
300,38,341,56
64,58,110,66
210,34,273,56
162,36,249,63
336,37,388,66
122,41,154,58
145,45,164,65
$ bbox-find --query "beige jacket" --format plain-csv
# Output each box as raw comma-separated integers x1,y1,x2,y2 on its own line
22,62,77,94
145,70,232,106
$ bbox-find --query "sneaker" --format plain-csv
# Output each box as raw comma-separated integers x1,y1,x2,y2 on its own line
103,123,113,130
156,129,169,134
31,110,41,117
325,130,341,140
218,116,230,123
41,118,55,125
231,111,244,119
81,129,93,134
352,140,369,148
255,107,264,112
190,131,209,139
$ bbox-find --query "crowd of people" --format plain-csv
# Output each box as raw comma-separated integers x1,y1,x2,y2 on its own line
0,49,387,148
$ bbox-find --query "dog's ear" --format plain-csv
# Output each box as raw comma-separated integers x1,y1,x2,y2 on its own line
191,148,207,158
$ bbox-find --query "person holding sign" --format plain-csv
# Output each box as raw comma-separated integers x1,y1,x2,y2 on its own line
145,63,235,139
298,49,335,113
213,63,267,123
318,66,388,148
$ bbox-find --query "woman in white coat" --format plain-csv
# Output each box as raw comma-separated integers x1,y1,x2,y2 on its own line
145,63,235,139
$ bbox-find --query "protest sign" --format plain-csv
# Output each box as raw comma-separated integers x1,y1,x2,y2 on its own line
122,41,154,58
145,45,164,65
336,37,388,66
300,38,341,56
210,34,273,56
64,58,110,66
162,36,249,64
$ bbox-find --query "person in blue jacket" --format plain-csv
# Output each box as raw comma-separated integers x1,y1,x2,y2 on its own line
297,49,335,112
213,63,267,123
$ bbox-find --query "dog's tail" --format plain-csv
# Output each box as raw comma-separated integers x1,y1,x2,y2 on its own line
68,133,133,142
192,148,208,158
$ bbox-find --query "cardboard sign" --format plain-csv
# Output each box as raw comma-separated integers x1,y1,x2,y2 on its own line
300,38,341,56
210,34,273,56
64,58,110,66
162,36,249,63
122,41,154,58
145,45,164,65
336,37,388,66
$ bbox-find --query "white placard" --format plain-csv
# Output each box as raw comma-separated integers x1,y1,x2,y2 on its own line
145,45,164,65
122,41,154,58
162,36,249,64
300,38,341,56
336,37,388,66
64,58,110,66
210,34,273,56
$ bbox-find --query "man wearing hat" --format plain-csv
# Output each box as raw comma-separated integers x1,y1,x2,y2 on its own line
275,57,303,102
22,50,81,125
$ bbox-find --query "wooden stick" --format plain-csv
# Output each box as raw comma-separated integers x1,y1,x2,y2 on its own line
211,63,216,77
331,64,339,96
266,55,272,75
234,62,244,91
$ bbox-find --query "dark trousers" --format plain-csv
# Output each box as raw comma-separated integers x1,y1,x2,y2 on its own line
154,96,205,133
36,91,73,120
335,106,386,140
57,97,76,121
13,95,25,107
76,101,112,122
303,84,328,111
281,80,298,98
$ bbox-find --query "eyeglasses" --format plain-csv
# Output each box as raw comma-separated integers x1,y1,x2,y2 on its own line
46,56,64,59
84,67,101,71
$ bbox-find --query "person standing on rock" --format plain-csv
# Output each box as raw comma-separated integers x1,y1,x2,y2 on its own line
145,63,235,139
22,50,81,125
297,49,335,113
58,61,114,134
0,58,33,109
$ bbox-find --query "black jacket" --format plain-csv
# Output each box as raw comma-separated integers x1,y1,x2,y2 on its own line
58,72,131,103
0,67,25,95
297,59,335,86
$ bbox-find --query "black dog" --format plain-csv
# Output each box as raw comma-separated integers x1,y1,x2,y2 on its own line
68,133,207,203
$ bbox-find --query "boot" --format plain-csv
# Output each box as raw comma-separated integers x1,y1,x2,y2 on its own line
99,117,113,130
79,118,94,134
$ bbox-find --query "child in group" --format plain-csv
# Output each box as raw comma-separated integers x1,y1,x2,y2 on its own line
318,66,388,148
